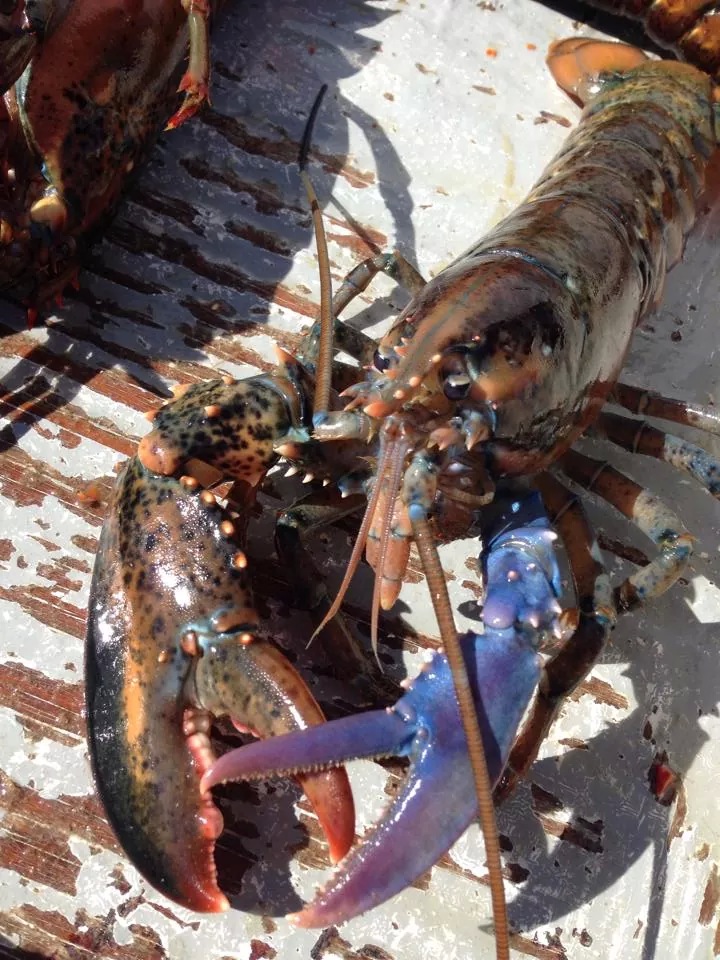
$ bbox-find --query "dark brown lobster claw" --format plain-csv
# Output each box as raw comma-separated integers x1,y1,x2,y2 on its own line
86,457,355,912
0,0,40,95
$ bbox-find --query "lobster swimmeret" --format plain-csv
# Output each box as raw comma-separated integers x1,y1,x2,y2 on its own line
0,0,216,312
86,28,720,948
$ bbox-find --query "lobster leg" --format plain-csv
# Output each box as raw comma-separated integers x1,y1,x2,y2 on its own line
558,448,695,612
299,251,427,374
166,0,213,130
494,473,615,802
612,382,720,437
592,411,720,495
331,250,427,315
201,492,563,926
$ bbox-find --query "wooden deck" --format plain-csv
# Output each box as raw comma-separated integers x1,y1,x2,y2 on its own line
1,2,720,958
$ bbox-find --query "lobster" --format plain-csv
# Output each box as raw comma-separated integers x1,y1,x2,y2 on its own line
582,0,720,81
198,36,720,938
0,0,216,314
84,20,720,958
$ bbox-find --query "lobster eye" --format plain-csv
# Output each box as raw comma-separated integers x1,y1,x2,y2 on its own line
443,373,472,400
373,348,392,372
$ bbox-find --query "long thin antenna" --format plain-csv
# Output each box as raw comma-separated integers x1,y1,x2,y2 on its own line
298,85,333,420
411,507,510,960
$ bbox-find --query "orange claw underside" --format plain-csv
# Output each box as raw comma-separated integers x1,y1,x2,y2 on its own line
547,37,648,101
297,770,356,866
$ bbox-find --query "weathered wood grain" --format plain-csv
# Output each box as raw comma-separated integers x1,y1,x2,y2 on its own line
1,2,719,958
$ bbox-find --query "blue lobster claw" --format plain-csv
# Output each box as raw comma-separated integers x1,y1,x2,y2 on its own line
203,492,562,925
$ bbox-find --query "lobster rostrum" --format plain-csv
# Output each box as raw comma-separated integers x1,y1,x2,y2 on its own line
198,37,720,936
0,0,215,313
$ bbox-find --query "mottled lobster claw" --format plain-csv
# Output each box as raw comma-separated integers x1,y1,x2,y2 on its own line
86,458,355,913
203,498,563,925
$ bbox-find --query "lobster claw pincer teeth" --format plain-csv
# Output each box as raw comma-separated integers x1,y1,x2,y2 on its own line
202,624,543,926
86,459,354,913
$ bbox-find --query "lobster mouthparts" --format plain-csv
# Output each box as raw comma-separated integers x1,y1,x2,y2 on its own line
86,458,354,912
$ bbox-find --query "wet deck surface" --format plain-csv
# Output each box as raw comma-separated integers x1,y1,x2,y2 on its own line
1,2,720,958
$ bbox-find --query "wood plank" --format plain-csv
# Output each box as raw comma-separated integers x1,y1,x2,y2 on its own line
1,3,719,959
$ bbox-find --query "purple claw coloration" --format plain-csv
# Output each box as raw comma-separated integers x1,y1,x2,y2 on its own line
482,502,562,632
202,492,563,926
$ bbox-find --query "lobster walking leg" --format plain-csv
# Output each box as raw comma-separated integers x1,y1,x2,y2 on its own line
613,382,720,436
299,250,428,376
592,411,720,494
559,449,695,611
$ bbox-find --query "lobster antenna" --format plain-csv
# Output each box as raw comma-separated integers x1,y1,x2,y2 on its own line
410,508,510,960
298,84,334,421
